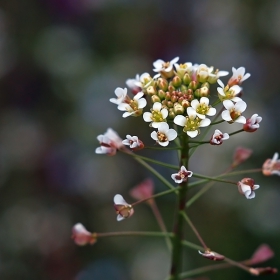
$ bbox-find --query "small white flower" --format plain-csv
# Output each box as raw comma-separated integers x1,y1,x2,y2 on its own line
143,102,168,128
221,100,247,124
174,107,211,138
117,91,147,118
95,128,123,156
217,79,242,102
190,97,216,119
196,64,229,83
228,66,251,86
171,166,193,184
113,194,134,221
110,87,128,105
174,62,193,77
126,74,142,94
151,123,177,146
122,135,144,150
134,72,153,88
210,129,229,145
237,178,259,199
153,57,179,73
243,114,262,132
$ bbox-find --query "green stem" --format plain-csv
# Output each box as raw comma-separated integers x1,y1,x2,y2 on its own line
229,129,244,136
210,119,225,125
192,173,236,185
123,151,178,170
145,146,182,150
96,231,174,238
181,212,208,249
169,133,189,280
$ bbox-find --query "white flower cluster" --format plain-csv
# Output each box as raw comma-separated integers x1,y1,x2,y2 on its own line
107,57,261,147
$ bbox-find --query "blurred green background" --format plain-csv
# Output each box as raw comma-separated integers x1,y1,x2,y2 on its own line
0,0,279,279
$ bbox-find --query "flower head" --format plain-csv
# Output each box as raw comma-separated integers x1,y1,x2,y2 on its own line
221,100,247,124
126,74,142,95
174,107,211,138
171,166,193,184
217,79,242,102
151,122,177,146
198,250,225,261
210,129,229,145
143,102,168,128
113,194,134,221
117,91,147,117
122,135,144,151
130,178,154,205
228,66,251,87
232,147,252,167
72,223,96,246
95,128,123,156
243,114,262,132
110,87,128,105
237,178,260,199
190,97,216,119
153,57,179,78
262,152,280,176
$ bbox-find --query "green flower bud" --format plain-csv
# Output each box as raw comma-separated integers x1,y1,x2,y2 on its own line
188,81,199,90
174,102,184,115
180,84,188,94
168,85,175,92
165,92,171,101
201,82,210,89
183,73,191,85
194,86,210,98
158,78,168,91
158,89,166,100
167,101,174,108
168,108,176,119
171,75,182,87
151,95,161,103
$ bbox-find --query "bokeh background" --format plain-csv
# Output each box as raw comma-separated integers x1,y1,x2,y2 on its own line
0,0,279,279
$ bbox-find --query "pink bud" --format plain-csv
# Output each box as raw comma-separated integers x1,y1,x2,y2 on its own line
249,244,274,265
130,178,154,204
72,223,96,246
249,267,278,276
243,114,262,132
232,147,252,167
198,250,225,261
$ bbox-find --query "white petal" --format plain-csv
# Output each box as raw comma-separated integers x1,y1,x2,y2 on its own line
200,118,211,127
242,73,251,81
222,110,232,121
151,131,158,141
200,97,209,105
123,112,133,118
134,91,144,100
174,115,186,126
245,191,255,199
170,56,179,64
217,79,224,88
153,102,162,111
235,100,247,112
231,85,241,94
118,103,131,111
187,107,197,118
217,87,225,96
117,214,125,221
114,194,127,205
115,87,126,97
218,71,229,77
231,97,242,102
191,99,199,109
161,108,168,119
151,122,162,128
235,116,246,124
158,140,169,147
196,113,205,119
223,100,234,110
158,122,169,133
207,107,216,116
167,129,177,141
109,98,119,104
187,130,198,138
143,112,152,122
137,98,147,109
222,133,229,140
253,185,260,190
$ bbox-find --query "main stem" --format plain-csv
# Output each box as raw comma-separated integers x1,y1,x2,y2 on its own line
169,133,189,280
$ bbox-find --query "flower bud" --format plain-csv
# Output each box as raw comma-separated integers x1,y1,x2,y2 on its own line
151,95,161,103
158,77,168,91
180,84,188,94
194,86,210,98
165,92,171,100
171,95,178,103
188,80,199,90
158,89,166,100
249,267,278,276
168,85,175,92
174,102,185,115
249,244,274,265
181,99,190,108
232,147,252,167
183,73,191,85
146,86,156,95
168,108,176,119
130,178,154,205
171,75,182,87
167,101,174,108
72,223,96,246
243,114,262,132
